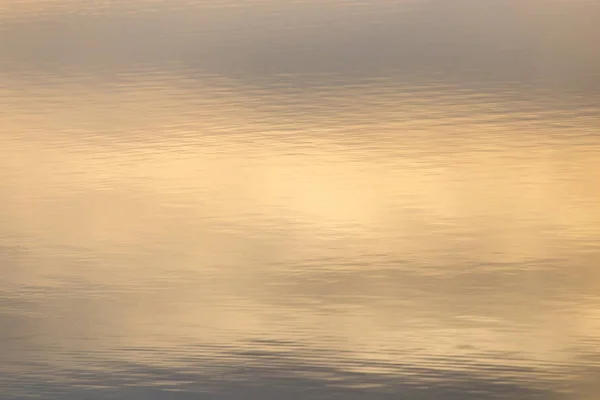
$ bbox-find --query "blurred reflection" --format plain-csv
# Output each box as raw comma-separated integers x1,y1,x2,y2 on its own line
1,0,599,399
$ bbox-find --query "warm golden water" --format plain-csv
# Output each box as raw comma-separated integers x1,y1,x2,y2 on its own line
1,1,600,399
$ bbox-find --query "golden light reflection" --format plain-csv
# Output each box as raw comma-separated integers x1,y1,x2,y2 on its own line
1,72,599,384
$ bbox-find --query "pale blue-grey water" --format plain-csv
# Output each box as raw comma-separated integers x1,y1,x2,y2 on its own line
1,1,600,399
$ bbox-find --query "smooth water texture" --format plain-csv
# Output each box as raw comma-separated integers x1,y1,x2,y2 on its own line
1,1,600,399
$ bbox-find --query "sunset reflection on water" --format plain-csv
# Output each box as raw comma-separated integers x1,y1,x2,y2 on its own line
1,0,600,399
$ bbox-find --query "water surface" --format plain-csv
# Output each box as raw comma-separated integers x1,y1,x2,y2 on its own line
1,1,600,399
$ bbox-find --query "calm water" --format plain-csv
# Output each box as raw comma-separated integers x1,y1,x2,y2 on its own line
1,1,600,399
